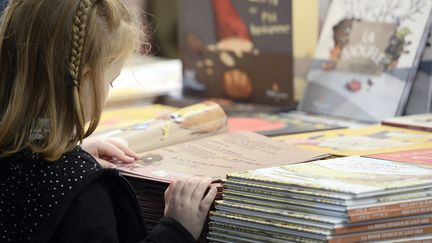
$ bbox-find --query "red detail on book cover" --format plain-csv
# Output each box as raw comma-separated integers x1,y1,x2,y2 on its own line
212,0,251,41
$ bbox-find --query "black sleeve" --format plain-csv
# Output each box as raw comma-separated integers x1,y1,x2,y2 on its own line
48,179,120,243
145,217,196,243
49,177,197,243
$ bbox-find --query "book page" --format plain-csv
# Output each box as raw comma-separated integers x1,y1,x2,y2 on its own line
99,101,228,153
118,131,326,182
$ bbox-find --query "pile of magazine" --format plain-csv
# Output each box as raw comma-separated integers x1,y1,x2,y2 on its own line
209,156,432,242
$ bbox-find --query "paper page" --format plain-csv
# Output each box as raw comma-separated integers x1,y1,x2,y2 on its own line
118,131,326,181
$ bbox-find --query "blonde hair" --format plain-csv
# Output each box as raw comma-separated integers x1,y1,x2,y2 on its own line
0,0,144,160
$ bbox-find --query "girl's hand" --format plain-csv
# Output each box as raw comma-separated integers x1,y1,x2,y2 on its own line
81,137,140,168
164,176,217,240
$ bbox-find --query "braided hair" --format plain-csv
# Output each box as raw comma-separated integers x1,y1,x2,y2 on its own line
69,0,98,143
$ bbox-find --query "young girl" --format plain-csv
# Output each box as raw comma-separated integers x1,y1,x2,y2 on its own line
0,0,217,242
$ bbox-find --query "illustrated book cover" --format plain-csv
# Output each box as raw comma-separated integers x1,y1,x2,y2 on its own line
179,0,294,106
274,125,432,156
299,0,432,122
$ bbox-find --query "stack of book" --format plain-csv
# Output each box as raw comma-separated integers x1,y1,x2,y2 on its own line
209,156,432,242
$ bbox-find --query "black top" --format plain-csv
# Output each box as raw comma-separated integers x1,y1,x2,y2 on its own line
0,147,195,243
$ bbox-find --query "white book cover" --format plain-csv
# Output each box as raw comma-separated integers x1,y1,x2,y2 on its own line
228,156,432,197
299,0,432,122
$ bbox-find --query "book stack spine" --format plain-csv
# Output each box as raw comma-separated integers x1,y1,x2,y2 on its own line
208,181,432,242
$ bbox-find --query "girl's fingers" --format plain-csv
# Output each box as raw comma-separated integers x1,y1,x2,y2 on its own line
97,141,136,163
191,177,212,201
200,187,217,212
106,138,140,160
170,178,187,202
180,176,202,201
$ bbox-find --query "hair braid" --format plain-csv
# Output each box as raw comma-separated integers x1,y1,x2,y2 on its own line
69,0,97,141
70,0,96,84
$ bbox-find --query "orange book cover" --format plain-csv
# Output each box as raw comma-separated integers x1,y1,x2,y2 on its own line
367,148,432,166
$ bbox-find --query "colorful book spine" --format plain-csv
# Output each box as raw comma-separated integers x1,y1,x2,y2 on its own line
349,205,432,222
348,198,432,215
330,225,432,243
335,215,432,234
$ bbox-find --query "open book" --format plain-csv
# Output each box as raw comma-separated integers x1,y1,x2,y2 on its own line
98,102,328,233
100,102,327,182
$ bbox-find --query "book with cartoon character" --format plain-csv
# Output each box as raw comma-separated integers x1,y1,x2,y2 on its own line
178,0,294,107
299,0,432,122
